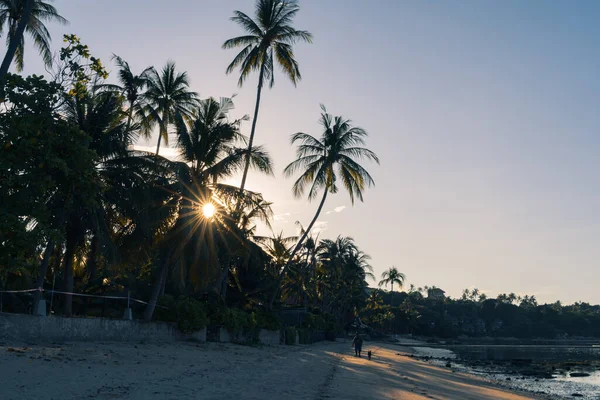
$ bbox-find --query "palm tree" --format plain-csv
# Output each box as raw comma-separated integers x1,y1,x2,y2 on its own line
0,0,67,77
103,55,153,146
269,104,379,307
141,61,199,155
59,90,131,316
142,97,273,320
222,0,312,194
315,236,373,319
378,267,405,306
254,231,298,275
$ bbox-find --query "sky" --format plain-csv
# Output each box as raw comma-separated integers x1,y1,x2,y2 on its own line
18,0,600,304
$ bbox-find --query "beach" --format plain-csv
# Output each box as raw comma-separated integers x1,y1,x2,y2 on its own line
0,340,553,399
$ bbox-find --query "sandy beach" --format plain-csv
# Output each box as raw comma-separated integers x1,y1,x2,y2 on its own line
0,339,556,400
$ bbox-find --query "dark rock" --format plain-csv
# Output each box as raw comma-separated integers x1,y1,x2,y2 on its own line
571,394,583,398
569,372,590,378
506,377,511,381
445,363,452,368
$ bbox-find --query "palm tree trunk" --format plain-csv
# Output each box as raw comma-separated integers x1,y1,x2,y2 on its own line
155,115,167,155
155,128,163,155
124,102,134,148
238,64,265,194
62,235,77,317
86,233,99,284
269,189,329,309
391,282,394,307
0,0,34,81
81,233,98,316
143,248,172,321
31,239,54,315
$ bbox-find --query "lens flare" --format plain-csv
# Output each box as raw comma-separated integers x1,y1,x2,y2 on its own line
202,203,216,218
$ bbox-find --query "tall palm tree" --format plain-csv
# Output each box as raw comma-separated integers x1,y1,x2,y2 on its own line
269,104,379,308
103,55,153,146
58,90,130,316
142,97,273,320
141,61,199,155
222,0,312,194
0,0,67,77
378,266,405,306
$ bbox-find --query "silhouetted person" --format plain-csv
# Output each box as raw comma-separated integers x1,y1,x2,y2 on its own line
352,333,363,357
367,350,372,360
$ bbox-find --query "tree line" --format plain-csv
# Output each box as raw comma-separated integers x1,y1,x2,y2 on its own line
363,268,600,339
0,0,379,330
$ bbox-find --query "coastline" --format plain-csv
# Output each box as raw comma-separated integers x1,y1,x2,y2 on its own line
1,339,552,399
402,339,598,399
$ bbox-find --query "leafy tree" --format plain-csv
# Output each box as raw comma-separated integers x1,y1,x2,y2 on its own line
0,73,97,297
223,0,312,194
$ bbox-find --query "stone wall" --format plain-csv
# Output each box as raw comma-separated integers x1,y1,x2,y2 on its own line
0,313,206,343
210,326,281,345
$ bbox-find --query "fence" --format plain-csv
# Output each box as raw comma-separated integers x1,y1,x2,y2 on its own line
0,287,164,320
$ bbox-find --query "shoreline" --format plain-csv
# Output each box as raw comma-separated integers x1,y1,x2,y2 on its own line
403,340,598,399
1,339,553,399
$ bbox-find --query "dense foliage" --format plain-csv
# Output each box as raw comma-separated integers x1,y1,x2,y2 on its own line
0,0,377,335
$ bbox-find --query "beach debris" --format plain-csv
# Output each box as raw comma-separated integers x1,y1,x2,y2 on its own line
7,347,28,353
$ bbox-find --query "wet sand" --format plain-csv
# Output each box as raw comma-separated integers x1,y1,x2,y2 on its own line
0,341,554,399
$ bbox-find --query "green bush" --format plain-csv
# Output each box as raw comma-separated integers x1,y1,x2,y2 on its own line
303,312,335,331
253,310,282,331
154,295,177,322
207,305,252,335
206,303,227,325
176,298,208,334
224,308,250,335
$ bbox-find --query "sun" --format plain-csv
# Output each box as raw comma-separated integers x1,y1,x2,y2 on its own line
202,203,216,218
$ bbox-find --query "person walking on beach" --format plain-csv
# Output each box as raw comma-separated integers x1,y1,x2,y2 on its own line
352,333,363,357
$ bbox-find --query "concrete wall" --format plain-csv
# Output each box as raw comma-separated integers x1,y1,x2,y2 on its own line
0,313,206,343
258,329,280,346
214,327,281,345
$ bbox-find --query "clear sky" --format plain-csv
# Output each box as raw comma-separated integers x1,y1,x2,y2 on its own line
20,1,600,304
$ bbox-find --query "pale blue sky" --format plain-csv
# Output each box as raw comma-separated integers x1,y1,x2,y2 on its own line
20,1,600,304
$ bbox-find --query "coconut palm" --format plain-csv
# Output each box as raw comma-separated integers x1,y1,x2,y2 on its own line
0,0,67,77
315,236,373,318
103,55,153,145
142,97,273,320
254,231,298,274
270,104,379,307
222,0,312,194
59,90,130,316
141,61,199,155
378,266,405,306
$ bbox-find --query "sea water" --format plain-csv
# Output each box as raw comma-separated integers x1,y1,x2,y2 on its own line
408,344,600,399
